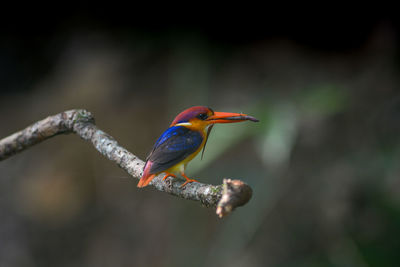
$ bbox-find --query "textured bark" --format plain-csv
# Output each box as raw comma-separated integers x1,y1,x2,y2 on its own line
216,179,253,218
0,109,252,217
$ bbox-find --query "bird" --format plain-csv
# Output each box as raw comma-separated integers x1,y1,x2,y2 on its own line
137,106,259,188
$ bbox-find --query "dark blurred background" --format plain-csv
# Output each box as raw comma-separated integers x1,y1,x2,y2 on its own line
1,8,400,267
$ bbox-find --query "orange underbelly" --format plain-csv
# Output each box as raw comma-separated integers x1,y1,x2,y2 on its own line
165,136,206,174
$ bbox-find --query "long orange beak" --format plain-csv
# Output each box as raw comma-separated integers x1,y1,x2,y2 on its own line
206,111,259,124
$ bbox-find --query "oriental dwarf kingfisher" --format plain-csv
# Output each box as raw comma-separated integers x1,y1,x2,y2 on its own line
137,106,259,188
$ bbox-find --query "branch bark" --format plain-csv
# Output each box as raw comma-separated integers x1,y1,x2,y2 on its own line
0,109,252,217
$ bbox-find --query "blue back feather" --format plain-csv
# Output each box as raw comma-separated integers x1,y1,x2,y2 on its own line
147,126,203,174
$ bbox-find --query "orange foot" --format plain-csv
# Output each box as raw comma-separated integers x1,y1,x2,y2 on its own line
180,172,199,188
162,172,177,182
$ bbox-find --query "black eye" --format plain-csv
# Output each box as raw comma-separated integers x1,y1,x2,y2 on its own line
197,113,208,120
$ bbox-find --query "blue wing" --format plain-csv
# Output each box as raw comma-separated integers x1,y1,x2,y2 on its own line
146,126,203,174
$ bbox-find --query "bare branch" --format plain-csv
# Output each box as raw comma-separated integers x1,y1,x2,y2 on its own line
216,179,253,218
0,109,252,217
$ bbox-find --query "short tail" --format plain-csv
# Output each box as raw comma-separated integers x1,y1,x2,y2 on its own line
137,174,156,187
137,161,156,188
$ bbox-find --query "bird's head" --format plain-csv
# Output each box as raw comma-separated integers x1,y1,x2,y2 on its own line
170,106,258,160
170,106,258,131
